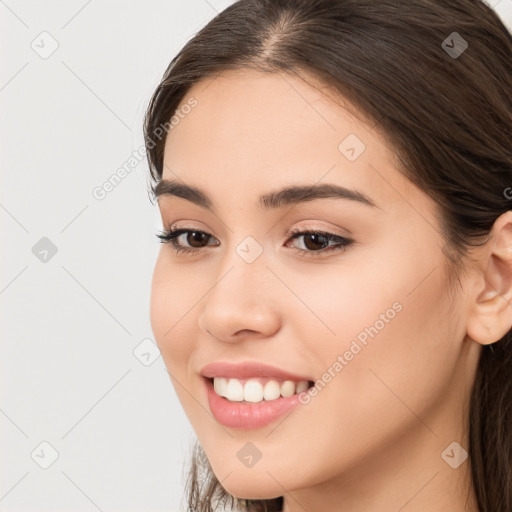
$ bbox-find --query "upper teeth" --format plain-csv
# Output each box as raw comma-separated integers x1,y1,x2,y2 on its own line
213,377,310,403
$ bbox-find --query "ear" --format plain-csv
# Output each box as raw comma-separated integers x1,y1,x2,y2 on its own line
466,210,512,345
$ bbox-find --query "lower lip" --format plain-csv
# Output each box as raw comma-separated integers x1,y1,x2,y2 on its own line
204,378,308,429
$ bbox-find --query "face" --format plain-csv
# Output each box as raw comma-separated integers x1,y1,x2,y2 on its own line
150,68,480,500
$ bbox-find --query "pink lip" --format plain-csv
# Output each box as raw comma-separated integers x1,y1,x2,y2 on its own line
203,377,308,429
200,360,313,382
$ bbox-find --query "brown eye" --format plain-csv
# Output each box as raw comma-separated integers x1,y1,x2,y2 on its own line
286,228,354,258
156,228,219,255
298,232,330,251
185,231,211,248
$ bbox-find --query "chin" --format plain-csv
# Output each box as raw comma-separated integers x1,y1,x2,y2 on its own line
211,467,288,500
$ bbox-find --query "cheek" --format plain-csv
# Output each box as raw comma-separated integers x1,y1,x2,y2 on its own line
149,257,210,423
149,255,197,372
287,243,459,436
259,275,459,488
296,233,450,365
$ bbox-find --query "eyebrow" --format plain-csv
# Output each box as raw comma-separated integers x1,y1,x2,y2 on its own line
151,179,379,211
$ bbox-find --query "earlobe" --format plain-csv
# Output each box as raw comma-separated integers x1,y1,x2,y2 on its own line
466,211,512,346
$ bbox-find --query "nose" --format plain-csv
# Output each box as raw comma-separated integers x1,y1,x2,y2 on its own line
197,256,282,344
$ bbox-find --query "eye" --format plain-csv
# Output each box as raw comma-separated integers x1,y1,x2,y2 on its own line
155,227,219,256
285,226,354,257
155,225,354,258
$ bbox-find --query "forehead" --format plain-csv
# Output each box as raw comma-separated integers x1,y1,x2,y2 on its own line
161,69,432,221
164,68,374,171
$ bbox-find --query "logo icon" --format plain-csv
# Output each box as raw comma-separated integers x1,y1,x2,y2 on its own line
442,32,468,59
32,237,58,263
237,442,263,468
31,441,59,469
31,31,59,59
236,236,263,264
339,134,366,162
133,338,161,367
441,441,468,469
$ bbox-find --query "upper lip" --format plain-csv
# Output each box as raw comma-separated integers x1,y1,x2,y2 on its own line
200,361,313,382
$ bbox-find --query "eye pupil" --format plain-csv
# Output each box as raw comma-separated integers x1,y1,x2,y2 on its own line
304,233,328,251
188,231,208,248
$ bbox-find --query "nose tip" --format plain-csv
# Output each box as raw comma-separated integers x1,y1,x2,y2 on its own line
196,250,283,343
199,297,281,344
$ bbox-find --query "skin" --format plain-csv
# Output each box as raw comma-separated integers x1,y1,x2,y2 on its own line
150,68,512,511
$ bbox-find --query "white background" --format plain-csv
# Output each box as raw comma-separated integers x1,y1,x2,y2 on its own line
1,1,511,511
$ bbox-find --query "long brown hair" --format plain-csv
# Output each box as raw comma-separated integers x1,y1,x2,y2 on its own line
143,1,512,510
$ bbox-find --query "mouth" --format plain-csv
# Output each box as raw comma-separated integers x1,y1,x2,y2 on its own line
203,376,315,429
204,376,315,404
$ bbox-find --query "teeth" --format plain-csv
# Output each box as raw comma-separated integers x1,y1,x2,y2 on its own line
263,380,280,401
212,377,310,403
226,378,244,401
295,381,309,393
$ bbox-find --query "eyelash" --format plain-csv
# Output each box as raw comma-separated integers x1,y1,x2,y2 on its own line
155,225,354,258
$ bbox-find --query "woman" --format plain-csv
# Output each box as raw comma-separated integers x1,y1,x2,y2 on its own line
144,1,512,510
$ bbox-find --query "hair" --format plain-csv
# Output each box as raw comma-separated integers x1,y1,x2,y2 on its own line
143,0,512,510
